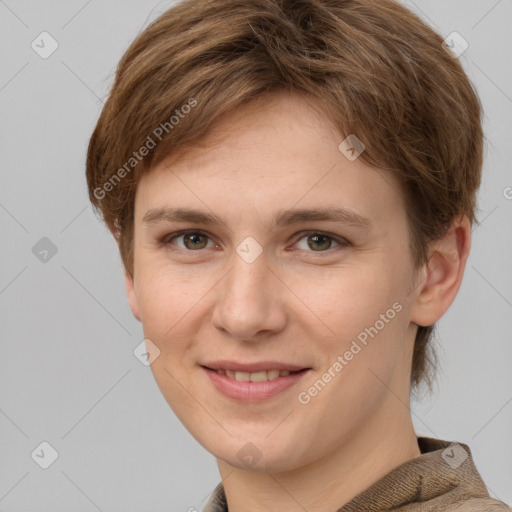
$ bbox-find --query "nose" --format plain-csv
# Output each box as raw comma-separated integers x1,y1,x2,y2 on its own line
211,250,287,342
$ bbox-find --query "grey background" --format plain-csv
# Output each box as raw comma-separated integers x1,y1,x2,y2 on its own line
0,0,511,510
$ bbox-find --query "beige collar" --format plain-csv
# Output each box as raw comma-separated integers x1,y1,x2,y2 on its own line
202,437,510,512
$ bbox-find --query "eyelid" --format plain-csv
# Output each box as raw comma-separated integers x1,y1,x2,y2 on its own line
158,229,216,247
159,229,351,252
289,230,351,253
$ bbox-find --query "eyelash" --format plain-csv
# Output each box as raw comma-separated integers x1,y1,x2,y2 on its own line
158,229,351,254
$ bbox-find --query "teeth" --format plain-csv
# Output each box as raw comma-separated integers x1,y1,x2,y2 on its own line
216,369,297,381
267,369,280,380
250,371,269,382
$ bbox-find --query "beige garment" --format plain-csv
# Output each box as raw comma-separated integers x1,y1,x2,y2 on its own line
202,437,511,512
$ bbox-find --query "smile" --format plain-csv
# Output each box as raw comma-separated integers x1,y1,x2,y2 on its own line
201,364,311,402
214,368,298,382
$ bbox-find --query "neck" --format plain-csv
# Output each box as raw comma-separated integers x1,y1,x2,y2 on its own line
217,403,420,512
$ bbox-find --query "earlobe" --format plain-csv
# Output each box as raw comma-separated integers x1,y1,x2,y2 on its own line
410,215,471,327
124,269,142,322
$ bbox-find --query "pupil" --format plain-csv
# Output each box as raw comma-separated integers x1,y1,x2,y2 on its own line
186,233,205,249
309,234,331,251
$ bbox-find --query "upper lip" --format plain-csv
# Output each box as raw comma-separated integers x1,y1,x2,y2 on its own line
201,360,310,373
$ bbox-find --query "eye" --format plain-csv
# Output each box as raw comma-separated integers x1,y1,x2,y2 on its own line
159,230,350,253
292,231,349,252
161,230,216,251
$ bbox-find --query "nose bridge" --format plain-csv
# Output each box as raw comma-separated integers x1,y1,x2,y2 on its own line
212,244,285,339
228,246,268,298
225,245,273,312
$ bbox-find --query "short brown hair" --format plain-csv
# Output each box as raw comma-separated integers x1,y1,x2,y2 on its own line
86,0,484,390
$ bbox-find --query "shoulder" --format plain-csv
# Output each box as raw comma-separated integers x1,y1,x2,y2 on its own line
449,497,512,511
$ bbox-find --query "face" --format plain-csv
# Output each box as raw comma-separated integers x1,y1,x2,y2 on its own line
126,91,422,473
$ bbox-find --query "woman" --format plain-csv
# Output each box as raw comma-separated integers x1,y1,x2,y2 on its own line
86,0,511,510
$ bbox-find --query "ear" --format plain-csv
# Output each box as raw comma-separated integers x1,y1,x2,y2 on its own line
410,215,471,327
124,268,141,322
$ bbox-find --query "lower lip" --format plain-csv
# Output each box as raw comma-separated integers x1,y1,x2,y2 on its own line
203,367,310,402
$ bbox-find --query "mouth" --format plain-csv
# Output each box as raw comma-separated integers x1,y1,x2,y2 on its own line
207,367,305,382
200,362,311,402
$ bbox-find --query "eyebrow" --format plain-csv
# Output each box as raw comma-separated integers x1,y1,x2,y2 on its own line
142,207,372,230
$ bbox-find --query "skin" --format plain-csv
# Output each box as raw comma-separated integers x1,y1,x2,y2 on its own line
124,91,471,512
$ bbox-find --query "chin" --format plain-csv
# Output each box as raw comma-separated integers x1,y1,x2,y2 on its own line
202,433,307,473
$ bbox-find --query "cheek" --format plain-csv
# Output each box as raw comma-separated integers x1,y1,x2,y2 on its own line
289,262,402,331
295,270,409,420
134,261,202,348
133,265,205,411
292,260,410,386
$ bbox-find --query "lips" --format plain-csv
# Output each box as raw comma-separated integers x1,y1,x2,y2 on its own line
201,360,309,373
201,360,311,401
215,368,298,382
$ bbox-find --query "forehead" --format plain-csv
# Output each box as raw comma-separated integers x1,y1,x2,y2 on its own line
135,91,406,228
